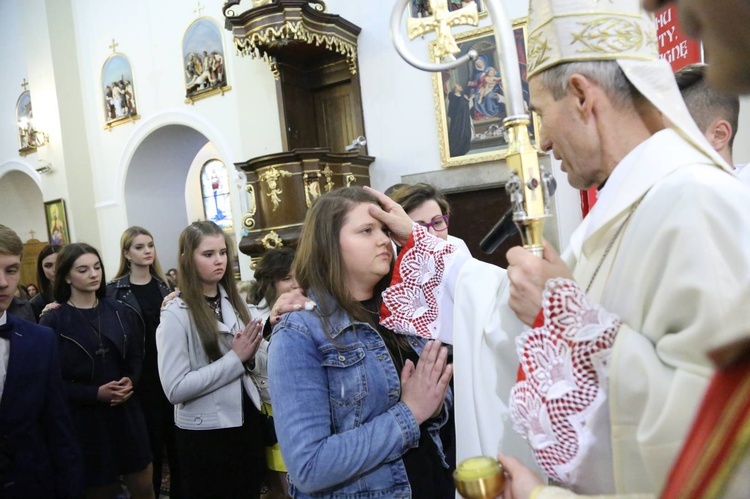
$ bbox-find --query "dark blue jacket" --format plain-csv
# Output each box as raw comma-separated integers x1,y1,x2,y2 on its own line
0,315,84,498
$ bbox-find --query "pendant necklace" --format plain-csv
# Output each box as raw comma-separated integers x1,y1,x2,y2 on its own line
69,297,109,359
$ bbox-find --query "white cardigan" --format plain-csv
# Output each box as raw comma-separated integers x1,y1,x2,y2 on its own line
156,285,263,430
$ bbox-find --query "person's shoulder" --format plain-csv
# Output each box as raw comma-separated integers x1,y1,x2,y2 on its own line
161,296,189,317
8,315,57,342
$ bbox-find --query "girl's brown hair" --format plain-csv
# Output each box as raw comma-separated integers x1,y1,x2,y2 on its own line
178,221,250,361
293,187,393,328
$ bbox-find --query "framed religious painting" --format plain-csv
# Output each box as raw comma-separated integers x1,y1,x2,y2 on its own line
101,51,140,130
430,19,538,167
44,199,70,245
182,17,231,104
410,0,486,18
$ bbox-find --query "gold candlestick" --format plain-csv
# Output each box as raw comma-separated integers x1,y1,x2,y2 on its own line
454,456,505,499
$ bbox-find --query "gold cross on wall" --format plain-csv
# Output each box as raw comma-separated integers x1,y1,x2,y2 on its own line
194,2,205,17
407,0,479,60
29,229,36,239
109,39,118,53
21,78,29,91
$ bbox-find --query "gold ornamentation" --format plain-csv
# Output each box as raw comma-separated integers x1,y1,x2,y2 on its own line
321,166,335,192
261,231,284,250
527,33,551,75
407,0,479,60
243,214,256,230
243,183,257,229
259,166,293,211
571,17,645,54
184,85,232,105
344,173,356,187
234,21,358,79
304,173,321,208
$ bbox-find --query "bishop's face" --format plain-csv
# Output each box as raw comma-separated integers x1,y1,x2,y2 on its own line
530,76,605,190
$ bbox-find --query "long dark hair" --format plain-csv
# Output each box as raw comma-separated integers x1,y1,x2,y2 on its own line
293,187,393,328
177,221,250,362
53,243,107,303
36,244,62,299
248,247,296,308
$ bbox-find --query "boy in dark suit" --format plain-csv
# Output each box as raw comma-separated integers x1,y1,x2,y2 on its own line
0,225,83,498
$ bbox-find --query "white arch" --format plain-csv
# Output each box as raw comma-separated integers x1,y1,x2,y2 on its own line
115,109,237,208
0,157,42,188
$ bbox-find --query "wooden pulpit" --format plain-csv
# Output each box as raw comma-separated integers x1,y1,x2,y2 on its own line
236,148,374,262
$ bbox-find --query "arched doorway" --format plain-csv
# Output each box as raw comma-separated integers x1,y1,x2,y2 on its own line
0,161,45,241
123,124,249,277
124,125,209,270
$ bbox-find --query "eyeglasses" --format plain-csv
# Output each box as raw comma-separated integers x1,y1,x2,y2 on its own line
418,214,450,232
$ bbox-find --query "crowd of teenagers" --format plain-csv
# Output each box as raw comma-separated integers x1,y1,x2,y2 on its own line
0,183,466,499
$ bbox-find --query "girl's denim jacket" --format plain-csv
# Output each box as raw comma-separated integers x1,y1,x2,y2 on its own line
268,294,453,498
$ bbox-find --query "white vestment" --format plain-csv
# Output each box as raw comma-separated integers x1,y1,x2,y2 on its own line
381,129,750,495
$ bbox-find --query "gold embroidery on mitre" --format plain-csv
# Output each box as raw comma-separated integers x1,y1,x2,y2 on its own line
571,17,645,54
527,34,551,75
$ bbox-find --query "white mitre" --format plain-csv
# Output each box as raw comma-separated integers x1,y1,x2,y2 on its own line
526,0,731,172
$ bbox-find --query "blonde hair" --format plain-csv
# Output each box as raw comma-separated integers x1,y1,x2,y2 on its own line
178,221,250,361
113,226,170,285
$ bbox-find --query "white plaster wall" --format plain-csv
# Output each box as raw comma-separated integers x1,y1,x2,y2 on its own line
65,0,282,271
0,168,46,242
0,0,28,160
733,96,750,167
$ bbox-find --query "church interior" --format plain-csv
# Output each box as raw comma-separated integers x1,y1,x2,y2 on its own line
1,0,749,280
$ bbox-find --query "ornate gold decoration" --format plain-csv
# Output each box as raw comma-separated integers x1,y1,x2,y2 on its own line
234,21,358,79
261,231,284,250
250,257,261,271
407,0,479,61
527,33,551,75
572,17,645,54
259,166,293,211
344,173,356,187
184,85,232,105
304,173,321,208
243,183,258,229
321,166,335,192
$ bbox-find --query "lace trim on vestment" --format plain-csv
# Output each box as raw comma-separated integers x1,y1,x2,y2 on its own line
380,224,458,338
510,278,621,483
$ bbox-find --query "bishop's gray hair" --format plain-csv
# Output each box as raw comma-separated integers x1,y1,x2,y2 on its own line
537,60,642,109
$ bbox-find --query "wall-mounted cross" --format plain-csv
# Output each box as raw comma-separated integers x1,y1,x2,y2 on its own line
21,78,29,91
194,2,204,17
28,229,36,239
109,39,119,53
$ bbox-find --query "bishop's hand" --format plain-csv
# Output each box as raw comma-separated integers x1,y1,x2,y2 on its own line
507,240,573,325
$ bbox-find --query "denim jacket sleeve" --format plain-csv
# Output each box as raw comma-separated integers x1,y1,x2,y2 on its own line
156,303,245,405
268,322,421,494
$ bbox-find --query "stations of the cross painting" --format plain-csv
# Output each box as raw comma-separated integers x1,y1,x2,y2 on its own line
407,0,479,60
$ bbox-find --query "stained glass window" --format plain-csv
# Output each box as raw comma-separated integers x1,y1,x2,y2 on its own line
200,159,234,231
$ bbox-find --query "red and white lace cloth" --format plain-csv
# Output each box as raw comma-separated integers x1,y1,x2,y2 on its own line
380,224,458,338
510,278,621,483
